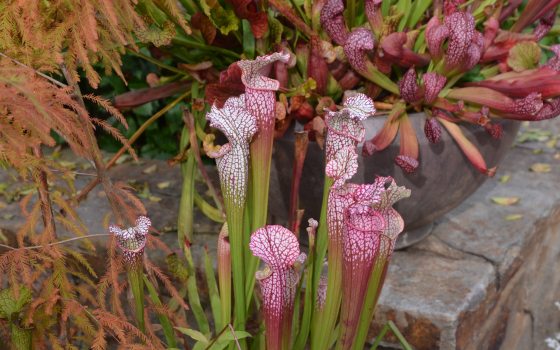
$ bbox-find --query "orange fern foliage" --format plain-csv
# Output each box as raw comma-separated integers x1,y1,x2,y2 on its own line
0,1,194,348
0,0,191,88
0,61,106,168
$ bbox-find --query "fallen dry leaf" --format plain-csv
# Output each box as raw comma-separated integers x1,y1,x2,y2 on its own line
149,195,162,203
142,164,158,174
505,214,523,221
157,181,171,189
530,163,551,173
491,197,520,206
499,175,511,184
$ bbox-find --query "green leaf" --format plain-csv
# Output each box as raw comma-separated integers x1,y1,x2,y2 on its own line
194,192,225,223
395,0,412,31
0,287,32,318
175,328,209,343
408,0,432,28
211,330,252,350
507,42,541,72
472,0,498,18
166,253,189,283
268,15,284,45
144,276,178,347
242,19,255,58
136,22,176,47
200,0,240,35
203,249,222,332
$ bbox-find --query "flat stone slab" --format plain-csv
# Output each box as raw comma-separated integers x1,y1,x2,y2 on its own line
372,119,560,349
0,120,559,349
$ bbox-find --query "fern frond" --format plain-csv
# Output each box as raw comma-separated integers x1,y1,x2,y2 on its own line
144,260,189,311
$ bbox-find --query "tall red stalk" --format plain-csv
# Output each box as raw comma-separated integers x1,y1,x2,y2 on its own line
339,204,384,349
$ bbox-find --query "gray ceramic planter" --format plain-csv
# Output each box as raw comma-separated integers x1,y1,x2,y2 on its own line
268,113,520,249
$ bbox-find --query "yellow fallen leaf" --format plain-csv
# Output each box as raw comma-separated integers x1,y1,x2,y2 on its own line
142,164,158,174
157,181,171,189
116,154,131,165
499,175,510,184
530,163,551,173
491,197,520,206
0,229,7,243
546,138,558,149
149,195,162,203
505,214,523,221
2,214,14,220
532,148,543,154
59,160,76,169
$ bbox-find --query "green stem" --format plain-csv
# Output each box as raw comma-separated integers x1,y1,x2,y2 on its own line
127,49,190,76
204,249,223,332
172,36,241,58
227,204,247,334
364,63,400,95
185,246,211,334
218,227,232,331
369,323,390,350
346,0,356,28
387,321,412,350
245,130,274,306
143,275,178,347
292,235,316,349
310,177,335,350
352,256,389,350
178,142,196,245
128,268,145,333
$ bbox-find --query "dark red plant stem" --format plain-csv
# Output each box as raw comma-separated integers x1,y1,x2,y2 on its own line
113,81,191,110
511,0,560,32
32,146,57,239
499,0,523,22
289,131,309,233
62,65,128,225
268,0,315,37
340,252,374,349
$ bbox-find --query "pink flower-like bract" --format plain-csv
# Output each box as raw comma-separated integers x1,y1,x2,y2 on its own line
320,0,349,46
109,216,151,268
250,225,305,350
400,70,446,105
424,117,443,143
399,68,422,104
206,95,257,207
343,28,375,73
333,177,409,348
238,52,291,135
426,12,483,72
423,72,447,104
325,92,375,167
379,32,431,69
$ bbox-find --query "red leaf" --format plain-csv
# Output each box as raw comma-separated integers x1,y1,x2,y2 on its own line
204,63,245,107
191,12,217,44
439,118,496,176
225,0,268,38
308,36,329,95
